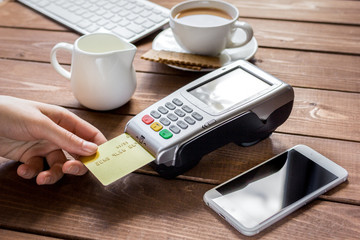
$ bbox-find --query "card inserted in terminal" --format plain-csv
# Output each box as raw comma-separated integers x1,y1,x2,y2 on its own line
80,133,155,186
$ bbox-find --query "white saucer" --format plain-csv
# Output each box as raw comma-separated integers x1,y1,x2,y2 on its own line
152,28,258,72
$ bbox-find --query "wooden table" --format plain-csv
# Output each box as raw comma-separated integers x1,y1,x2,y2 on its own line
0,0,359,239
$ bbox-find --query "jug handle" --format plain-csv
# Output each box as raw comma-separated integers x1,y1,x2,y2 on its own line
50,43,73,80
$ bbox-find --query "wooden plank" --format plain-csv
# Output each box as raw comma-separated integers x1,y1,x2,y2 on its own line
1,16,360,65
246,18,360,54
0,2,67,31
0,40,360,92
1,38,360,94
0,229,59,240
0,28,79,63
253,48,360,93
154,0,360,25
69,109,359,204
0,101,356,203
0,162,359,240
279,87,360,142
2,1,360,29
0,59,359,142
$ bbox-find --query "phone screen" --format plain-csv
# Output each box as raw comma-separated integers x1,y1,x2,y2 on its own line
212,149,338,229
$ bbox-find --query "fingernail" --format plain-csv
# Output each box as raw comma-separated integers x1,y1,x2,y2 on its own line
19,167,32,178
67,165,79,175
82,141,98,154
43,176,51,185
19,168,28,177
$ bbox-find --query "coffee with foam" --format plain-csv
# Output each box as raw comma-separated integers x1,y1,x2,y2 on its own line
174,8,232,27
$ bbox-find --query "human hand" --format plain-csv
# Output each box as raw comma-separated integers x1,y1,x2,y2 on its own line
0,96,107,185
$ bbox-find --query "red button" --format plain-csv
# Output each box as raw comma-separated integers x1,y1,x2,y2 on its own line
142,115,154,125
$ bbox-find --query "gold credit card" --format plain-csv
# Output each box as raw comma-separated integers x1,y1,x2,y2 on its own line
80,133,155,186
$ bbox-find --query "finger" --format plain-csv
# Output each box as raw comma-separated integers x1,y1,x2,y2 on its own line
36,163,63,185
42,105,107,144
36,150,66,185
62,160,88,176
17,156,44,179
36,106,107,155
37,117,99,156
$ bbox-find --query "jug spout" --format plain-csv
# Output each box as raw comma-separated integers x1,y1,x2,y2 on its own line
115,40,137,68
122,44,137,65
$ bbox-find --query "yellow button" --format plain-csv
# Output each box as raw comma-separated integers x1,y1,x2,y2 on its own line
150,122,163,132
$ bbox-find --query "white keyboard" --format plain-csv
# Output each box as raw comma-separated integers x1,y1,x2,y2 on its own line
18,0,170,43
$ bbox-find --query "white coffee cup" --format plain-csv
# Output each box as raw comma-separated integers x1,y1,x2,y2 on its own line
50,33,137,111
170,0,253,56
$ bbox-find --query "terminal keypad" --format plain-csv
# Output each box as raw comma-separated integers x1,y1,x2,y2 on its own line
141,98,204,139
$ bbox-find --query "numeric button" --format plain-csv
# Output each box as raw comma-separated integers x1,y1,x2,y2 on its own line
174,109,185,117
160,117,170,126
192,112,203,121
182,105,193,113
177,120,188,129
169,125,181,134
158,106,168,114
184,116,196,125
172,98,183,106
167,113,178,121
150,110,161,119
165,102,176,110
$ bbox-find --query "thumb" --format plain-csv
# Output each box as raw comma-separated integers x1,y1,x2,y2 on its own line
40,120,98,156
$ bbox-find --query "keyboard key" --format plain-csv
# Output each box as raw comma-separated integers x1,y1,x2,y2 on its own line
113,26,135,39
160,117,171,126
169,125,181,134
21,0,170,43
184,116,196,125
142,20,156,28
192,112,203,121
148,14,164,23
134,17,146,25
177,120,188,129
150,122,163,132
140,10,152,18
77,20,92,28
158,106,168,114
104,22,117,30
172,98,183,106
167,113,178,121
119,19,130,27
159,129,173,139
127,23,145,34
142,115,154,125
45,4,82,24
126,13,138,21
86,25,99,32
150,110,161,119
182,105,193,113
174,109,185,117
165,102,176,110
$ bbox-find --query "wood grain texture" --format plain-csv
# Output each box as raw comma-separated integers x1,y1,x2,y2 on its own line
245,18,360,54
0,161,358,240
2,1,360,28
1,16,359,64
1,58,358,142
0,2,67,30
0,0,359,239
0,229,59,240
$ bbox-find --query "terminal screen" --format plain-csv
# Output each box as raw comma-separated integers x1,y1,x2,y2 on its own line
189,68,271,112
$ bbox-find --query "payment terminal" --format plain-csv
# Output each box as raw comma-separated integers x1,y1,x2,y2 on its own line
125,60,294,178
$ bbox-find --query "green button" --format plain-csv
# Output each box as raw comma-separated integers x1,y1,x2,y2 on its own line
159,129,173,139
